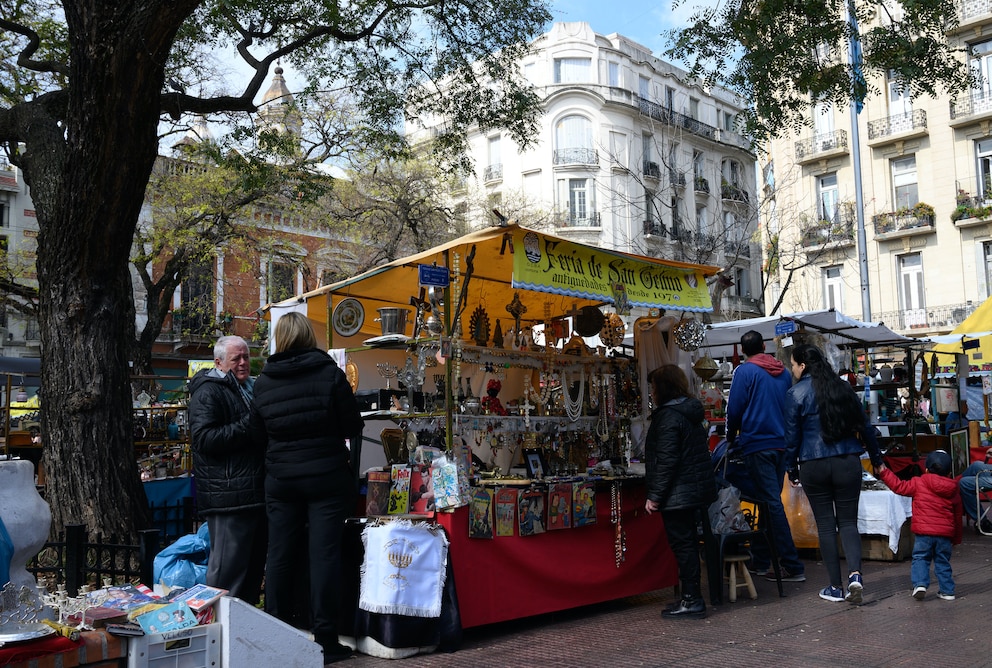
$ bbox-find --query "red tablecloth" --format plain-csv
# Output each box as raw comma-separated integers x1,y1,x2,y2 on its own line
436,479,675,628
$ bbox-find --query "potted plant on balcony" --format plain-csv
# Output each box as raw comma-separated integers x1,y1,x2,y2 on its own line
911,202,935,221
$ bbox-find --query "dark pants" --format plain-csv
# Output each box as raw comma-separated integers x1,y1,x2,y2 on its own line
265,468,355,651
205,510,267,605
744,450,804,574
799,454,863,588
661,507,703,598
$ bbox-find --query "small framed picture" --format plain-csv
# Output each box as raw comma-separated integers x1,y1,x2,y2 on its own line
523,448,548,479
948,428,970,477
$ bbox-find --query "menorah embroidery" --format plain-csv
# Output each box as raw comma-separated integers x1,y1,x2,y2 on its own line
382,537,419,591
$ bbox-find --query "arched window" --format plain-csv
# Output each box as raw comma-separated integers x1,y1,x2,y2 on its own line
554,115,596,165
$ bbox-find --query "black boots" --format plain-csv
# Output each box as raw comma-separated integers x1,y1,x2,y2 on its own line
662,595,707,619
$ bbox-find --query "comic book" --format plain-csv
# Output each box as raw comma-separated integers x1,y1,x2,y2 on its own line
409,464,435,515
167,583,228,612
518,488,546,536
494,487,517,537
364,469,391,516
134,601,198,635
468,487,494,539
91,584,158,612
388,464,411,515
572,481,597,527
547,482,572,530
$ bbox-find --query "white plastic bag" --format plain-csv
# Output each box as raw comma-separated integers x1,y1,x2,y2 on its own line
708,485,751,534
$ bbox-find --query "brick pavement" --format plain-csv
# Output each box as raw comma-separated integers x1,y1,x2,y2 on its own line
346,529,991,667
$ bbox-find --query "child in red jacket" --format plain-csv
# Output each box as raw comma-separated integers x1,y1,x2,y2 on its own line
877,450,963,601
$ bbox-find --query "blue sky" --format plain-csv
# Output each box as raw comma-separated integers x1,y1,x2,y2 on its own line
547,0,706,56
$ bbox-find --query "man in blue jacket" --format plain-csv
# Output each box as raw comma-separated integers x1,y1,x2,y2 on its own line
726,331,805,581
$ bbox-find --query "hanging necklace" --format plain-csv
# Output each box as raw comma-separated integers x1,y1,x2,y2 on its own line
611,482,626,568
562,367,584,422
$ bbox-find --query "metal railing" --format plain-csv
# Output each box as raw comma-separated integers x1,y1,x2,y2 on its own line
642,161,660,178
867,109,927,140
950,89,992,119
669,170,686,187
643,221,666,237
637,99,718,141
875,302,978,331
483,163,503,182
794,130,849,161
800,208,856,247
721,183,749,203
872,210,935,236
958,0,992,23
553,148,599,165
694,176,710,194
557,211,601,227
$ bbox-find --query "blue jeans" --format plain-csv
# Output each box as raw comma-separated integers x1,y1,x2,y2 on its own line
911,534,954,595
958,462,992,520
800,454,863,589
743,450,804,575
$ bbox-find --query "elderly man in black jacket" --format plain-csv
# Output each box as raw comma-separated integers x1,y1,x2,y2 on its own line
188,335,266,604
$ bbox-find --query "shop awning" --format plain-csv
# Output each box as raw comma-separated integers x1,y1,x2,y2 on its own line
263,224,721,343
928,295,992,374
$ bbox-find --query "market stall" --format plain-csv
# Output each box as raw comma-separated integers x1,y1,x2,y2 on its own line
264,224,722,628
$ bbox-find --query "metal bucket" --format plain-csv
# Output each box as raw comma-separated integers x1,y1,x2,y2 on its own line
375,307,410,336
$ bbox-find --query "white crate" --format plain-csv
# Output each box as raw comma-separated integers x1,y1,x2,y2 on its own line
127,623,221,668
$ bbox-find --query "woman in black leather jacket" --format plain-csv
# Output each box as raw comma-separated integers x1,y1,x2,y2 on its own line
784,344,882,606
644,364,717,619
250,312,364,664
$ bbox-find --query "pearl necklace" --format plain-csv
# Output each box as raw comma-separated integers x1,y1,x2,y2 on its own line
562,367,584,422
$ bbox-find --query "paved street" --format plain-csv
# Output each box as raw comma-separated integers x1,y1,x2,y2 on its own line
348,529,991,667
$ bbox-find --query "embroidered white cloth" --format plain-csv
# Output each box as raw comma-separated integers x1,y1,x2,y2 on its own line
359,520,449,618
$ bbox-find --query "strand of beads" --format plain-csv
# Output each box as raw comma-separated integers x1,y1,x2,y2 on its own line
610,482,626,567
562,367,584,422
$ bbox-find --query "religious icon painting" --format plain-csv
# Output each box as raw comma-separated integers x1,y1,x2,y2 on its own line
547,482,572,530
572,481,597,527
518,488,546,537
495,487,518,537
364,469,391,517
468,487,494,539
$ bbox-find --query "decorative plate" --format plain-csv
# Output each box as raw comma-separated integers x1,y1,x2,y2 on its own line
0,622,56,645
332,298,365,338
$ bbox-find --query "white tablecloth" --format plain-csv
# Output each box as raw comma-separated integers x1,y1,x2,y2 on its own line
857,489,913,554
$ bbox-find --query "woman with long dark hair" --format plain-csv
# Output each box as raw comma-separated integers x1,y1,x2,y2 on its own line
644,364,717,618
784,344,882,605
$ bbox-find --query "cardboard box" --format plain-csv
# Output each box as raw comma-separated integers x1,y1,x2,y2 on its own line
127,623,220,668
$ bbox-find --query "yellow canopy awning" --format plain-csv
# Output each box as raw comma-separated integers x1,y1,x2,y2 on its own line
264,224,721,345
930,296,992,373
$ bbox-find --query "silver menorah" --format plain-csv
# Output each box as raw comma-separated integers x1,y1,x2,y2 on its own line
376,363,398,390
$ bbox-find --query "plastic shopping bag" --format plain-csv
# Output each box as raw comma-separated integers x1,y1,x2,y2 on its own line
153,523,210,590
708,484,751,535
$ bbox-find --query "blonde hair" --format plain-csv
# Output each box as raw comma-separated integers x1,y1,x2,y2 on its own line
274,312,317,353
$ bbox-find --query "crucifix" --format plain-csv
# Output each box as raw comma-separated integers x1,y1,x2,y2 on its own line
520,395,535,430
506,292,527,348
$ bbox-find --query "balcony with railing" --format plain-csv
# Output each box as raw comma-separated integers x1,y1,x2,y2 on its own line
643,220,667,237
557,211,601,228
800,208,856,248
866,109,928,144
724,294,762,315
637,99,718,141
872,204,936,239
949,90,992,126
875,301,977,333
0,158,18,191
952,180,992,227
553,148,599,166
693,176,710,194
794,130,849,164
955,0,992,31
642,161,660,178
669,222,693,244
669,169,686,188
723,240,751,257
720,183,749,203
483,163,503,182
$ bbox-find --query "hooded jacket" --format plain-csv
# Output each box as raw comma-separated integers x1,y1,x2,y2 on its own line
188,369,265,514
878,467,963,543
726,352,793,455
645,396,717,511
250,348,364,480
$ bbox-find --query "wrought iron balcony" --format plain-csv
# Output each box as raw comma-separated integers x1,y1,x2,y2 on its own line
694,176,709,194
669,170,686,188
875,302,977,332
957,0,992,24
643,221,666,237
800,209,856,247
557,211,601,228
720,183,749,203
867,109,927,140
637,99,717,141
950,89,992,119
553,148,599,165
794,130,848,161
483,163,503,182
872,206,936,237
642,161,660,178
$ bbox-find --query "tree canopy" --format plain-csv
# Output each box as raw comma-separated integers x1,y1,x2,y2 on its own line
666,0,976,141
0,0,551,539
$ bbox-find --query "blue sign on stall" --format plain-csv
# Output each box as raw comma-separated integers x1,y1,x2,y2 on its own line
418,264,449,288
774,320,796,336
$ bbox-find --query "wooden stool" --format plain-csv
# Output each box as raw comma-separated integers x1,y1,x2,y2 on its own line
725,554,757,602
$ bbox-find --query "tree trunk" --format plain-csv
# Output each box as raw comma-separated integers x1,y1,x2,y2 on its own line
26,1,194,539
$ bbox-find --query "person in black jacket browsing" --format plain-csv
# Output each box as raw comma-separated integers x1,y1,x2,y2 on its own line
644,364,718,619
188,335,266,604
250,312,364,665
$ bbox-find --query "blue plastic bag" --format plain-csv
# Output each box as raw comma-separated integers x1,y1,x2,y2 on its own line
153,523,210,589
0,516,13,588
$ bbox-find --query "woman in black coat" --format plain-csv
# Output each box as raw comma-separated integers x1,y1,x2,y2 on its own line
250,312,364,664
644,364,717,619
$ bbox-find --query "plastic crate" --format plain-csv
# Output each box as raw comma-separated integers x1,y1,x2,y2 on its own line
127,623,221,668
